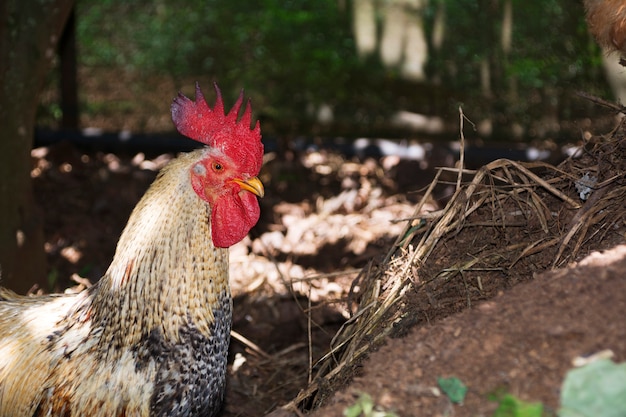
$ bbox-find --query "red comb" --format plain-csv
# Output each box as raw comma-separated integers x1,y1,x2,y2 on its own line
171,83,263,175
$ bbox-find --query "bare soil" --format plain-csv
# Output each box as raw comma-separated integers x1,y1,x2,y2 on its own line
310,245,626,416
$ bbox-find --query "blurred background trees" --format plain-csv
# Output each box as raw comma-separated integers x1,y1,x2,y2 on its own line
1,0,618,289
41,0,612,141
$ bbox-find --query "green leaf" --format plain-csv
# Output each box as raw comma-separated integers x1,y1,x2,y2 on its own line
437,376,467,404
342,393,398,417
493,394,543,417
343,393,371,417
361,394,374,415
559,359,626,417
343,402,364,417
399,220,426,246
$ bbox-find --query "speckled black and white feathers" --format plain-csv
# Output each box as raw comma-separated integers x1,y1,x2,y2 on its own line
141,294,232,417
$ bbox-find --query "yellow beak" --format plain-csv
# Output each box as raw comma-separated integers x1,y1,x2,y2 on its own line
232,176,264,198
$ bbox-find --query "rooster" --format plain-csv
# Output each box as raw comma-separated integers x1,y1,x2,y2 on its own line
0,83,264,417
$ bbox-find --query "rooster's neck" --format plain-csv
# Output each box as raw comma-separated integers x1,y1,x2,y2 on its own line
91,150,230,345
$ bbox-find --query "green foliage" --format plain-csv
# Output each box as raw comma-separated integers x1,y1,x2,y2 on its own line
424,0,605,130
437,376,468,404
485,359,626,417
343,393,398,417
76,0,365,124
425,0,597,90
559,359,626,417
492,394,544,417
73,0,608,138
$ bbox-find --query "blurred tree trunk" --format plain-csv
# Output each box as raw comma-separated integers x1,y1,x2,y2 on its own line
352,0,428,81
380,0,428,81
352,0,377,57
501,0,512,54
60,8,79,130
0,0,74,293
501,0,518,105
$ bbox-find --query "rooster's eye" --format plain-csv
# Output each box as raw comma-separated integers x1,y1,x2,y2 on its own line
213,162,223,171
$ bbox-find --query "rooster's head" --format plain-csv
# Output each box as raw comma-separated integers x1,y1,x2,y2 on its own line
171,83,264,248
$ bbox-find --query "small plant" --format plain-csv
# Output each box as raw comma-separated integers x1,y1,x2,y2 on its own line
438,376,468,404
492,393,544,417
559,358,626,417
343,392,398,417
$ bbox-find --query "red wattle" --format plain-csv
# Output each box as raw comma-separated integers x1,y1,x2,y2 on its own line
210,192,260,248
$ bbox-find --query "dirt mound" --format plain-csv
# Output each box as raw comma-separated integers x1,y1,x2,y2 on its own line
310,244,626,416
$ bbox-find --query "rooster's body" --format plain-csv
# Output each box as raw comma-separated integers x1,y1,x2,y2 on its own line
0,84,264,417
